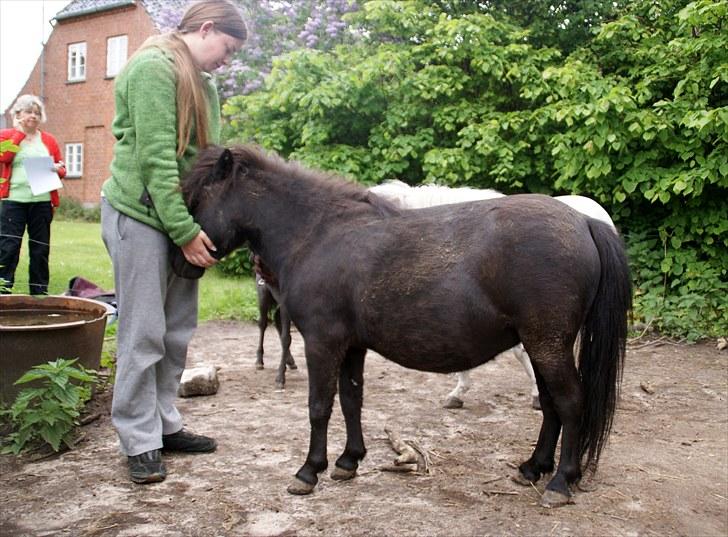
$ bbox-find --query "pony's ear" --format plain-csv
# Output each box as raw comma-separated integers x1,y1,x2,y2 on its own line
211,148,234,182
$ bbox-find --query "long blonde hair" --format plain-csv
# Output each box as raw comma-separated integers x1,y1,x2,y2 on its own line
129,0,246,157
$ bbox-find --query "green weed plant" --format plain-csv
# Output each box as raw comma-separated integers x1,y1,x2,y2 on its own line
1,359,98,455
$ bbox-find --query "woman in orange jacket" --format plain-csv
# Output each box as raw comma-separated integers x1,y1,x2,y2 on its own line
0,94,66,294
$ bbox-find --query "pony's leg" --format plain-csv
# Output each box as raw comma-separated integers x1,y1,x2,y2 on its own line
516,345,584,507
443,371,471,409
513,344,540,409
280,307,297,370
273,308,287,389
273,307,297,389
515,367,560,484
255,285,271,370
288,341,340,495
331,347,367,481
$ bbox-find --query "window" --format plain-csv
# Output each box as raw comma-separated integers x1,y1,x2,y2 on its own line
67,42,87,81
65,144,83,177
106,35,128,77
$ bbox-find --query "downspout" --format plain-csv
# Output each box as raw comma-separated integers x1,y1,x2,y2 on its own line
40,2,47,102
40,47,45,103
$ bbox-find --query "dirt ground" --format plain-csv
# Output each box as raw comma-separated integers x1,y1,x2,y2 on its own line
1,320,726,537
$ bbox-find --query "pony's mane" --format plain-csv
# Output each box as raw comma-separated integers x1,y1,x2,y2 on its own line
182,144,400,217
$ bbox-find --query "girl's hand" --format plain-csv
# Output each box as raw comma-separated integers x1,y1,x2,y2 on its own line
181,230,218,268
53,160,65,173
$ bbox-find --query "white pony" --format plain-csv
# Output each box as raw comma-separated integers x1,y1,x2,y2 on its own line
369,180,616,410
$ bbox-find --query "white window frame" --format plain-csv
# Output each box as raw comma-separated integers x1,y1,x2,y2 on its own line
106,35,128,78
65,144,83,177
67,42,87,82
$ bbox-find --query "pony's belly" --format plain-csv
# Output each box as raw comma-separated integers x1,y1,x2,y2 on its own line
367,332,515,374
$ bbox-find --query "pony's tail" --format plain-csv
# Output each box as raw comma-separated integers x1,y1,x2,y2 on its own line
578,219,632,471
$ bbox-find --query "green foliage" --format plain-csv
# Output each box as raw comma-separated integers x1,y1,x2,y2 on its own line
216,247,254,277
99,322,117,387
0,359,98,455
224,0,728,339
55,196,101,222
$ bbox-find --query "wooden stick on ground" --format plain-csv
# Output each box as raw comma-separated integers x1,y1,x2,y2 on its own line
384,425,418,464
382,426,431,474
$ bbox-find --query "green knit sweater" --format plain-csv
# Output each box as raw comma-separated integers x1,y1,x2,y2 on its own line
102,46,221,246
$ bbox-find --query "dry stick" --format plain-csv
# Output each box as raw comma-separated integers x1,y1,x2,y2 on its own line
406,439,431,474
380,464,418,473
83,523,120,537
601,512,629,522
628,318,655,343
628,335,667,350
635,466,687,480
382,426,431,474
384,426,418,465
79,412,101,426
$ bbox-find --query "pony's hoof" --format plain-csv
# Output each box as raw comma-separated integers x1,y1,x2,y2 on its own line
577,468,599,492
288,363,298,370
443,396,463,409
275,383,285,391
531,396,541,410
287,477,315,495
511,470,534,486
330,466,356,481
540,489,573,508
255,363,264,370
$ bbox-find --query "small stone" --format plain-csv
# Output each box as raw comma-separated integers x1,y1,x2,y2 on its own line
178,365,219,397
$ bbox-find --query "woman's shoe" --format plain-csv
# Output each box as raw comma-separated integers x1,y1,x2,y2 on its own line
128,449,166,484
162,429,217,453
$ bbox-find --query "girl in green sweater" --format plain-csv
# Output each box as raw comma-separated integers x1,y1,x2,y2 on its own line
101,0,246,484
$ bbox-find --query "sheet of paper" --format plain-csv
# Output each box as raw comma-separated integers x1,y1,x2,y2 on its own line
22,156,63,195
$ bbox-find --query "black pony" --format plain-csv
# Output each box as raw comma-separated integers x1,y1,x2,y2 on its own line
178,145,631,508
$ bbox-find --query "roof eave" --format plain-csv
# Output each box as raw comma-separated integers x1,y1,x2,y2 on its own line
54,0,137,22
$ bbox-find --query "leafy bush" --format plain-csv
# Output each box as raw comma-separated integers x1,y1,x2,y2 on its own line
55,196,101,222
216,247,254,277
99,322,118,387
223,0,728,340
0,359,98,455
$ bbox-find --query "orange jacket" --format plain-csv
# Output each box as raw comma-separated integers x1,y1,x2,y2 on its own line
0,128,66,206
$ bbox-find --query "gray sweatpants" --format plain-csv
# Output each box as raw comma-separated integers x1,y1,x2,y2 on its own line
101,199,198,456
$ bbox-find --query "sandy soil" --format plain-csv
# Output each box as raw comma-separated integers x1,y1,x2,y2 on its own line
1,320,726,537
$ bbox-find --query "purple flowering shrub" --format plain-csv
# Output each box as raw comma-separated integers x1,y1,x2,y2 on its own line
155,1,360,99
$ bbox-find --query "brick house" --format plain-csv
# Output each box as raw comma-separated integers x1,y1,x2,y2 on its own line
3,0,187,206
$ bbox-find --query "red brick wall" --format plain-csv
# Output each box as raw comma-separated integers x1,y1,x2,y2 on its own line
4,5,158,206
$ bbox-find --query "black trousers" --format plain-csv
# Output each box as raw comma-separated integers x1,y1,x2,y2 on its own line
0,200,53,295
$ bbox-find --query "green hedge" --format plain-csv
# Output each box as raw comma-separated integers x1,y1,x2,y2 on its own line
221,0,727,340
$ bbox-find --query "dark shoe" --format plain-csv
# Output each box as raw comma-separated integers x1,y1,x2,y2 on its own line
128,449,166,484
162,429,217,453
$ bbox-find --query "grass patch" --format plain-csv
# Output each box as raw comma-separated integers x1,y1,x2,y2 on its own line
13,221,257,322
